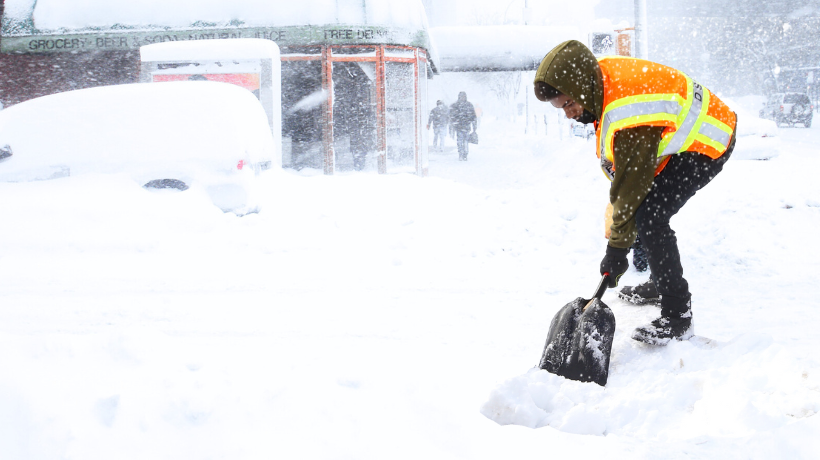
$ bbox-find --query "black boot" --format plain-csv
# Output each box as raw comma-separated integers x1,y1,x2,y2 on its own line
617,277,660,305
632,300,693,345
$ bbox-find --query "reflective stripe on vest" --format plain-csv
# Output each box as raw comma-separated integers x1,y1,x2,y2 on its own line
597,61,734,181
658,79,706,156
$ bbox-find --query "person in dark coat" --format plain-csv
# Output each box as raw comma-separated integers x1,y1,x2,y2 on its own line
333,62,376,170
449,92,477,161
427,100,449,151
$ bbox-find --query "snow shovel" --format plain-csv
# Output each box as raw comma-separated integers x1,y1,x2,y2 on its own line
538,273,615,386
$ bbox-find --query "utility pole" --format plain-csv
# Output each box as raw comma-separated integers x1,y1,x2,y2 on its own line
523,0,531,133
523,0,531,26
634,0,648,59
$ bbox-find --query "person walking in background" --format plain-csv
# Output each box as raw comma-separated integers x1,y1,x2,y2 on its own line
427,100,449,152
450,92,477,161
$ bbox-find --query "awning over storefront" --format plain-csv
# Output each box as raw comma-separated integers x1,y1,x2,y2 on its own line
1,0,440,73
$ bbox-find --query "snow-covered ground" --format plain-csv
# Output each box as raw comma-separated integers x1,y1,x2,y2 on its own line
1,95,819,459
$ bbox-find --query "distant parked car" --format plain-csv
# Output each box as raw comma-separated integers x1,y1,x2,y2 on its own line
0,81,278,214
759,92,813,128
571,121,595,139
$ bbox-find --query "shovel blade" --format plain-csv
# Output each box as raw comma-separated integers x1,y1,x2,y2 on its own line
539,297,616,386
539,297,584,374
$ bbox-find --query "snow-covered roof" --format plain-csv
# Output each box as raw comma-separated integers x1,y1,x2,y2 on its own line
430,25,583,72
140,38,279,62
4,0,428,31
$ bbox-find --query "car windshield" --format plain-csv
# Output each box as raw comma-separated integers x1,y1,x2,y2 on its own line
783,94,805,103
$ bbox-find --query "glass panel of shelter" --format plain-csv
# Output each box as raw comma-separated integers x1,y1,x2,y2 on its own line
332,61,378,171
330,46,378,172
384,61,416,173
281,49,323,171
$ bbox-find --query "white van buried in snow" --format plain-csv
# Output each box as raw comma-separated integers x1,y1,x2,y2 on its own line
0,81,277,214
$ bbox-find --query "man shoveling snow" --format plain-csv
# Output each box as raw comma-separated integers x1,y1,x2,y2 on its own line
533,40,737,345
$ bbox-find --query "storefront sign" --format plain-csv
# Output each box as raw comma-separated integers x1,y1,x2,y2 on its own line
0,25,426,54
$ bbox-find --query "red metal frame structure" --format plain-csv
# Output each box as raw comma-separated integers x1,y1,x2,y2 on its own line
375,46,386,174
281,44,429,175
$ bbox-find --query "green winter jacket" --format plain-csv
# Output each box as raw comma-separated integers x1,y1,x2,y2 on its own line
534,40,662,249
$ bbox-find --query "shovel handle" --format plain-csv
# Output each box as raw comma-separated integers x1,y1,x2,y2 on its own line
593,273,611,299
583,273,610,312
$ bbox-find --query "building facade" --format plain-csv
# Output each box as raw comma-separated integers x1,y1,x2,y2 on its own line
0,1,436,175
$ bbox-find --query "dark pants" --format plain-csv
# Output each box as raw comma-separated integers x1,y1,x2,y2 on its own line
456,130,469,156
636,137,735,316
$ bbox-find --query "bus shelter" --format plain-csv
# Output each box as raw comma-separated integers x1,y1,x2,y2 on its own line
282,45,429,176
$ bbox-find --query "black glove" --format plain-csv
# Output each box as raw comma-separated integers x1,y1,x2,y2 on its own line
600,245,630,288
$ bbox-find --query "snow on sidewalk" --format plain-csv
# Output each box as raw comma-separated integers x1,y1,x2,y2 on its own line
0,108,819,458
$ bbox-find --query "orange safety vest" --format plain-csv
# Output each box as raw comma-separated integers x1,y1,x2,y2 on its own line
595,56,737,180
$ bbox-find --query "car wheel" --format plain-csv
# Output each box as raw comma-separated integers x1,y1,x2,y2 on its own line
0,144,12,161
805,118,812,128
144,178,189,191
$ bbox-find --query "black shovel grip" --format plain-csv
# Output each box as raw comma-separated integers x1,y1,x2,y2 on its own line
582,273,611,312
592,273,611,300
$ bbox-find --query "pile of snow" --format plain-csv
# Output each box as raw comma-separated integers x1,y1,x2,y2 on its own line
4,0,429,31
483,334,819,437
0,81,276,213
140,37,280,61
722,95,780,161
729,95,778,137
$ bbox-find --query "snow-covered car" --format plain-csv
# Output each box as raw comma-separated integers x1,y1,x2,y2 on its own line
0,81,278,214
759,92,813,128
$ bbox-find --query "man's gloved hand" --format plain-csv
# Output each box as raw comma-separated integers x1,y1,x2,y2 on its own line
600,245,630,288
